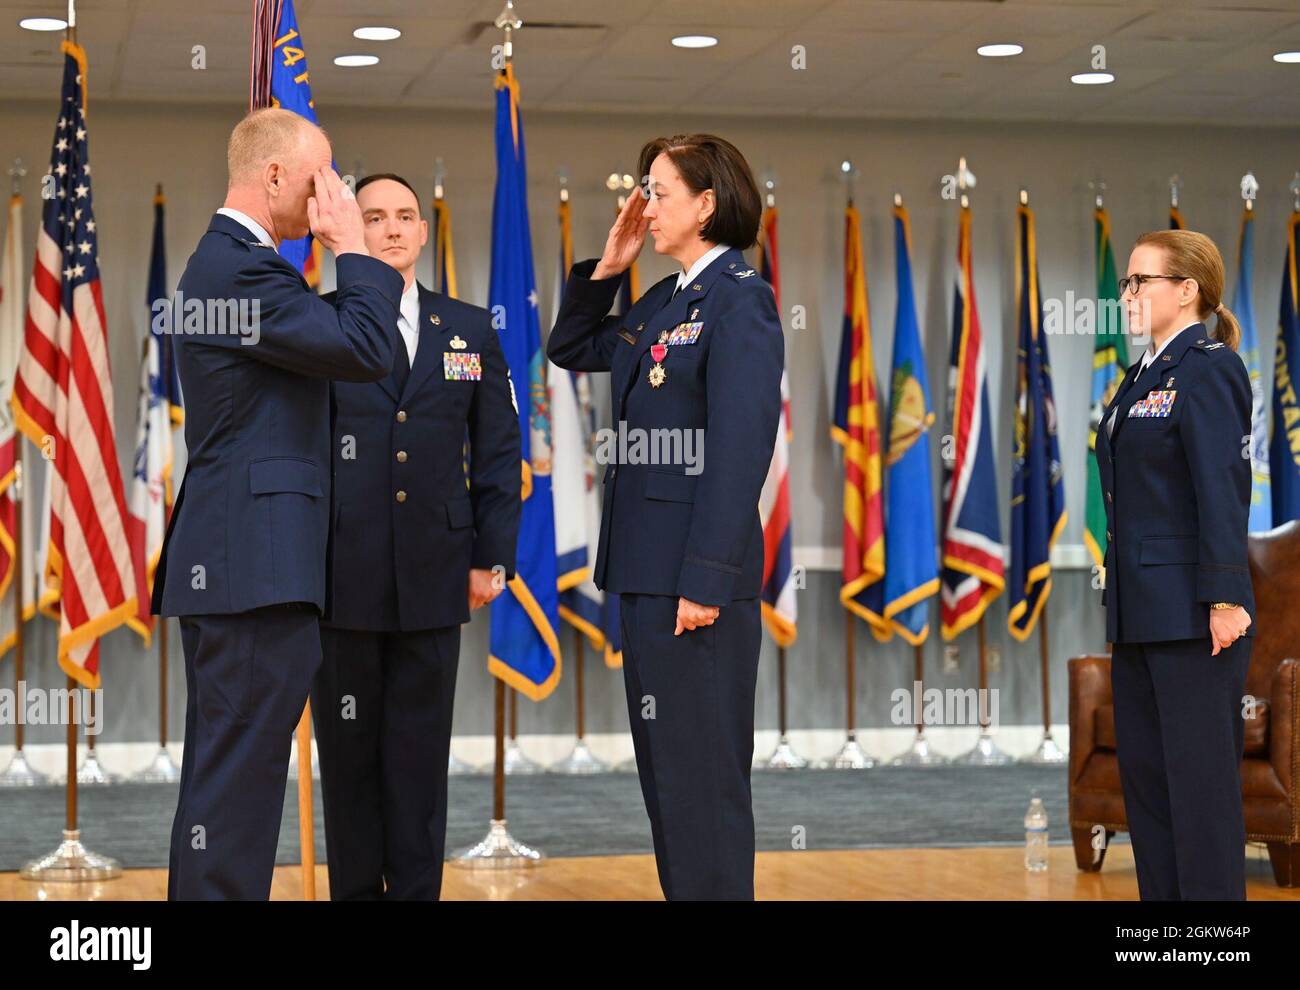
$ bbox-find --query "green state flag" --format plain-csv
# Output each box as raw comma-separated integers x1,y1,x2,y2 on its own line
1086,207,1130,569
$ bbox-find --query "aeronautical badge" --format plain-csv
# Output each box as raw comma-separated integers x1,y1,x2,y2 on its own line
444,351,482,381
449,334,466,349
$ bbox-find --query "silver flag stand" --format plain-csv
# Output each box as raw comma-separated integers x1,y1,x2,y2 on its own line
21,829,120,882
952,616,1014,765
1021,605,1066,764
451,675,544,870
822,614,875,768
502,690,544,774
889,646,949,766
551,633,609,774
757,647,808,769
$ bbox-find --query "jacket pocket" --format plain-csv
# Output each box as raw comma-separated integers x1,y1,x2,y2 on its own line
1139,535,1198,565
249,457,323,496
644,470,698,503
445,495,474,529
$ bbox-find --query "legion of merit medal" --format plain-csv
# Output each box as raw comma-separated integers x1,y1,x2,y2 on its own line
648,342,667,388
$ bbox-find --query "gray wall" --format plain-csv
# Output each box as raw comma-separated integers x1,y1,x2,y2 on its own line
2,98,1297,744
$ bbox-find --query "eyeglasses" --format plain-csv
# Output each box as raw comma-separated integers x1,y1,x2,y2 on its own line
1118,273,1189,296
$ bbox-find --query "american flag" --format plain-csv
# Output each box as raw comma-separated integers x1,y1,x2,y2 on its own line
11,42,137,688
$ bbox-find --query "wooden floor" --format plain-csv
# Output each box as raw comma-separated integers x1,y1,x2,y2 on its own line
1,842,1295,900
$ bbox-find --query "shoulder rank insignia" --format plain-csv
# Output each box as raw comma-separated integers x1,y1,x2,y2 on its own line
449,334,467,350
730,268,756,279
1204,341,1225,350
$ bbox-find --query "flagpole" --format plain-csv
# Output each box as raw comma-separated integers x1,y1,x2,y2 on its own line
452,0,544,868
0,436,48,787
827,161,873,771
20,0,124,883
134,285,183,785
949,163,1011,767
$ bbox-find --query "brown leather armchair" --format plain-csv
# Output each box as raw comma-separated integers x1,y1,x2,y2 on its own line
1068,521,1300,886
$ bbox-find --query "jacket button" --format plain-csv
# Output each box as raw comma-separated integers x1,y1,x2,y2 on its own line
1106,491,1112,503
396,450,407,463
396,410,407,423
1107,529,1112,541
395,490,407,503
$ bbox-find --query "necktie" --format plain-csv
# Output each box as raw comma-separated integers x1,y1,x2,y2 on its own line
393,315,412,393
670,280,683,302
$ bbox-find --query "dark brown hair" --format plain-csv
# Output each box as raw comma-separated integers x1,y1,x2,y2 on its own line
637,134,762,250
356,172,421,213
1133,228,1240,350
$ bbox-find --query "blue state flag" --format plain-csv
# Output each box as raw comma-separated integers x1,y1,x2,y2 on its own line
881,205,938,644
1233,208,1271,530
1271,211,1300,525
1007,201,1066,641
264,0,322,285
488,64,561,700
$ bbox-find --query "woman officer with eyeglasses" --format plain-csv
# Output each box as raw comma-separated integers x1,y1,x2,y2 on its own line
1095,228,1255,900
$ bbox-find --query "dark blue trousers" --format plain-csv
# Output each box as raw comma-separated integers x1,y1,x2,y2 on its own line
1111,636,1251,900
619,593,761,900
168,604,322,900
311,625,461,900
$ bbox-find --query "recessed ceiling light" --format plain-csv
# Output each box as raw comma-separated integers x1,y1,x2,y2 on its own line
977,43,1022,57
353,26,401,42
1071,71,1115,85
672,35,718,49
1274,51,1300,63
334,54,380,67
19,17,68,31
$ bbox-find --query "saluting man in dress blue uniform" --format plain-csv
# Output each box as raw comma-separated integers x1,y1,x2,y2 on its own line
548,134,783,900
1095,228,1256,900
311,174,520,900
152,109,403,900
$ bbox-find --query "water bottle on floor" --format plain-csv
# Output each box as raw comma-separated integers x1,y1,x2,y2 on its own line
1024,793,1048,872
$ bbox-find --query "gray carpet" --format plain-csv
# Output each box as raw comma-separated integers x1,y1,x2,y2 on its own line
0,765,1108,871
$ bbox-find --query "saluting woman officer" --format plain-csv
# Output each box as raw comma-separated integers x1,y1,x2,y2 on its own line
547,134,783,900
1096,228,1255,900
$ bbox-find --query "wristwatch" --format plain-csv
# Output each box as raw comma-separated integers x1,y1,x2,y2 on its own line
1210,602,1240,610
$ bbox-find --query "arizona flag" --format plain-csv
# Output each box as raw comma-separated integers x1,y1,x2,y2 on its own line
831,203,886,637
251,0,323,286
126,189,182,644
940,202,1004,639
1233,206,1271,531
756,203,796,647
1271,211,1300,524
11,42,138,688
880,203,939,644
487,64,561,700
1007,200,1066,641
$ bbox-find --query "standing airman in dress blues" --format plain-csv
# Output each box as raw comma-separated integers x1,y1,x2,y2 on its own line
1096,229,1256,900
311,174,521,900
154,110,403,900
548,134,783,900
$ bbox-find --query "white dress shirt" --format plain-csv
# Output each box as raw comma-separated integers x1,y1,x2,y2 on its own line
674,243,731,296
1107,320,1199,438
216,207,275,248
396,280,420,367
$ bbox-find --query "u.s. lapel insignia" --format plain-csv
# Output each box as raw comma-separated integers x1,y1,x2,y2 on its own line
449,334,467,350
430,314,441,326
